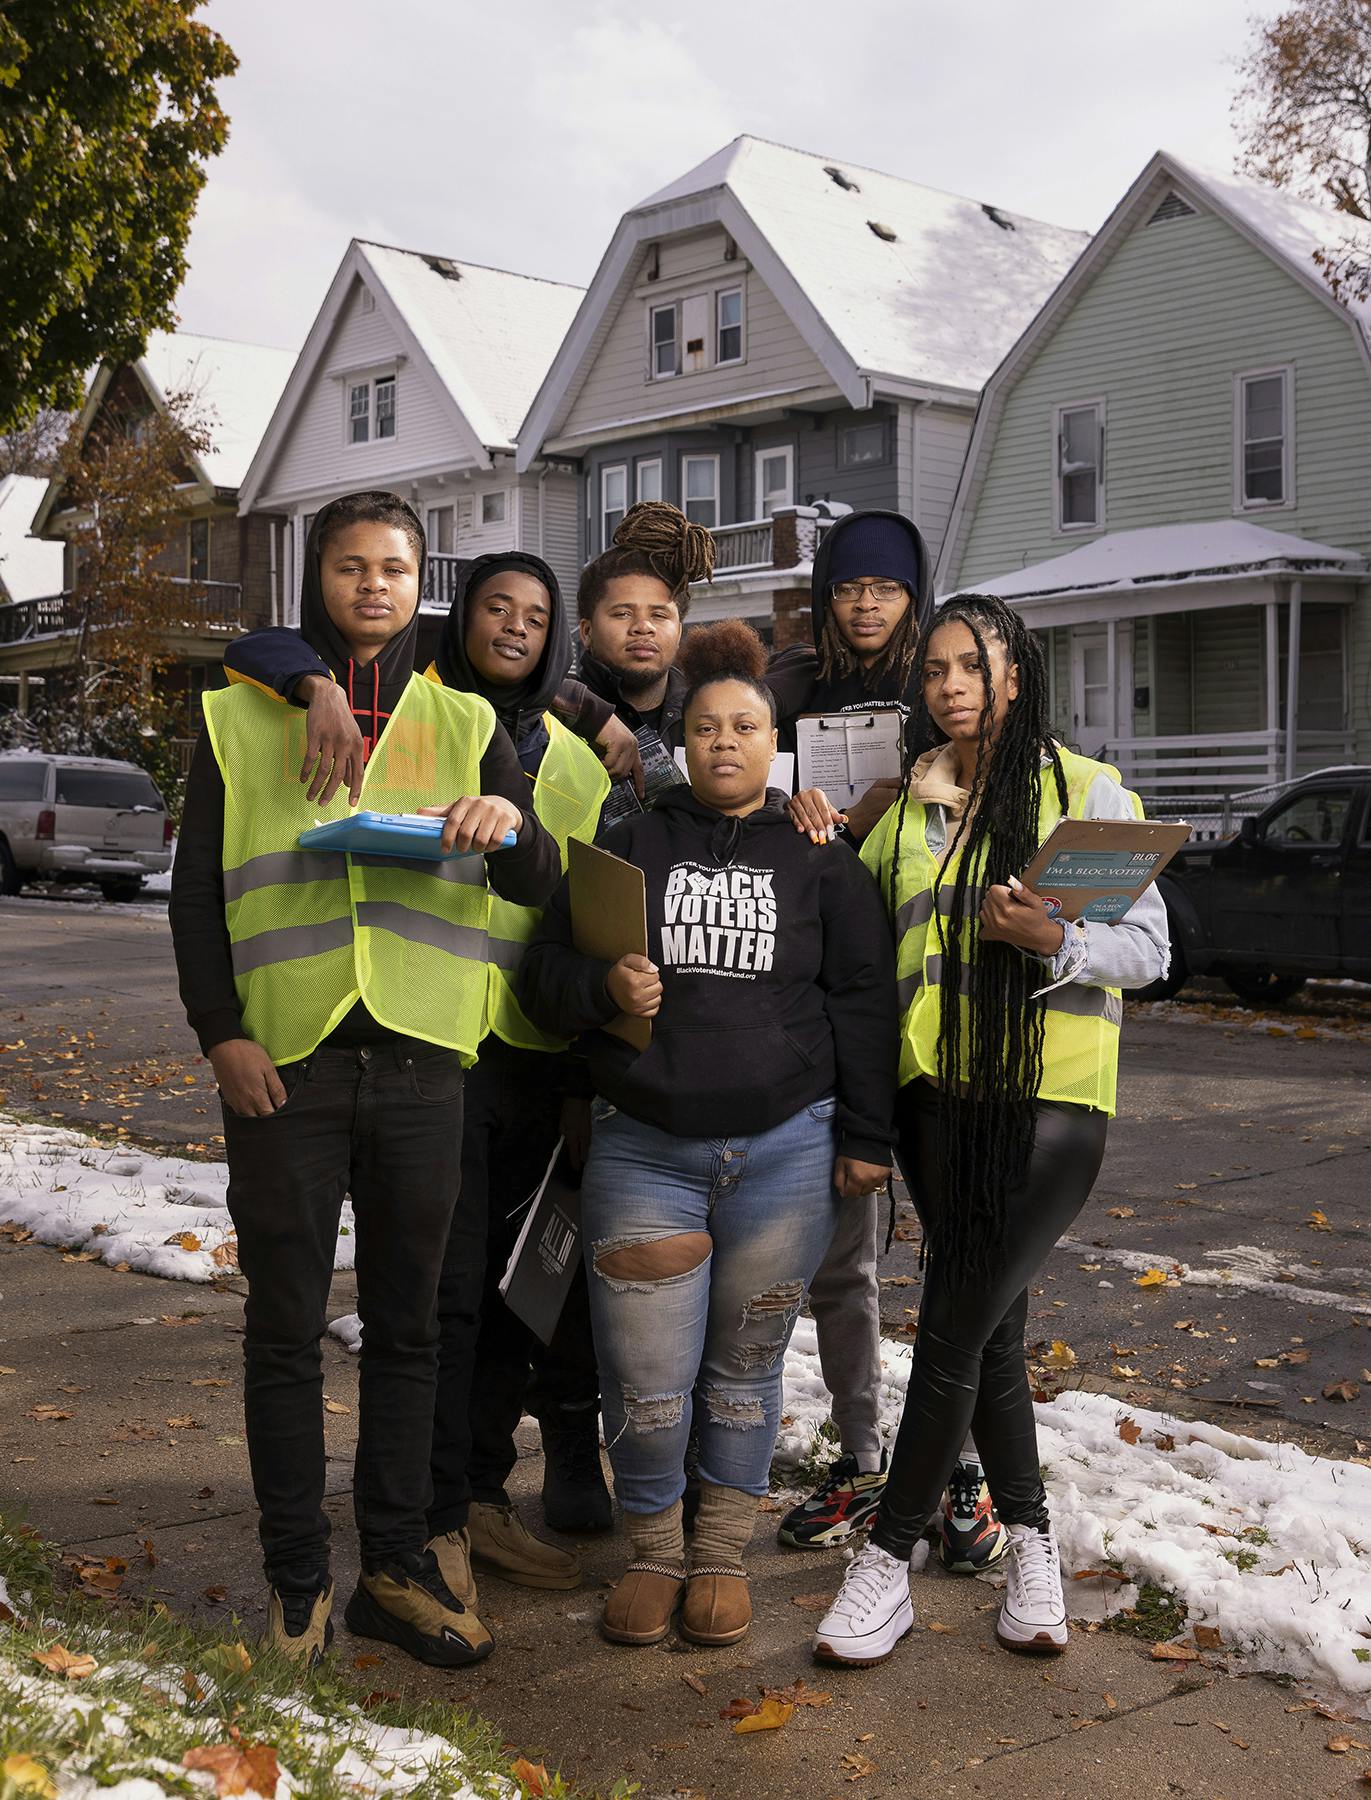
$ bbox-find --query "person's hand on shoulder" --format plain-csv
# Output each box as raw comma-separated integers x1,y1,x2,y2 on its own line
843,776,903,844
834,1156,891,1199
210,1039,288,1117
420,795,523,854
605,953,662,1019
298,675,365,807
787,787,846,844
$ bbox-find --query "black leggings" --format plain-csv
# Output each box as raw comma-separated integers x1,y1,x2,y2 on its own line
871,1081,1108,1562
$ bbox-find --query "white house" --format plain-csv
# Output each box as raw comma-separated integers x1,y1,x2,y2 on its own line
237,240,585,629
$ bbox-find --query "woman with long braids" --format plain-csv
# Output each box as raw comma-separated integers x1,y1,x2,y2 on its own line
811,593,1169,1667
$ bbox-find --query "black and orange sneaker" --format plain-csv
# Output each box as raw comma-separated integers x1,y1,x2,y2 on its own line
938,1457,1009,1574
777,1452,887,1549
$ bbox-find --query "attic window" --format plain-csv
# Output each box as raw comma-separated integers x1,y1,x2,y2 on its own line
981,203,1015,232
423,256,462,280
824,165,861,193
359,286,376,314
867,220,897,243
1149,190,1198,225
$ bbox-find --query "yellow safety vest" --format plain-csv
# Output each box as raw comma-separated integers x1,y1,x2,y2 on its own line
203,674,496,1066
861,747,1142,1115
485,715,610,1052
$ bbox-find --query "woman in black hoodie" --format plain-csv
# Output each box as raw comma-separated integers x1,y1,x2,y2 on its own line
519,621,897,1652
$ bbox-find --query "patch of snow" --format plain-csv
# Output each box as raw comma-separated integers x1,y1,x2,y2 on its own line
1056,1234,1371,1317
138,332,297,491
0,1115,355,1280
329,1311,362,1353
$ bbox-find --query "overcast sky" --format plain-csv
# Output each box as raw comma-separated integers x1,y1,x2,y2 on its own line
181,0,1284,350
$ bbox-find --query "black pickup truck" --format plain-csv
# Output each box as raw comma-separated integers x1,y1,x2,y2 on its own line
1145,766,1371,1004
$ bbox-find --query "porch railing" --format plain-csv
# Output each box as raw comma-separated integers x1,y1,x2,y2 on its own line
1105,729,1356,796
0,580,246,646
711,519,776,572
423,553,463,611
710,506,842,576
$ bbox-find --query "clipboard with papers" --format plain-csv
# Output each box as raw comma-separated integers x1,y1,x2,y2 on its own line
795,709,904,809
1020,818,1191,923
568,837,652,1051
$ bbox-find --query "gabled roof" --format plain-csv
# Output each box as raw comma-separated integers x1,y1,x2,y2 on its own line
239,240,583,509
518,134,1088,469
31,331,296,535
949,520,1363,604
0,475,64,601
936,151,1371,591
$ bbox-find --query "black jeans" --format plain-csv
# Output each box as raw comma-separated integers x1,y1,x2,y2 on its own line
222,1037,466,1581
429,1039,599,1533
871,1080,1108,1561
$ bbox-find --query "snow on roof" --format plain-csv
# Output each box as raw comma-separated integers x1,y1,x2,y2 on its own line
1172,155,1371,345
138,331,297,490
360,245,584,450
0,474,64,601
636,135,1090,395
956,521,1364,602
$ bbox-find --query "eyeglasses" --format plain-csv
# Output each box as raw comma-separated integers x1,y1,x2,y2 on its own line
831,579,906,603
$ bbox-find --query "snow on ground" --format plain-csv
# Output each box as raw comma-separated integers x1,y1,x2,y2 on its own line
0,1114,355,1280
1056,1234,1371,1318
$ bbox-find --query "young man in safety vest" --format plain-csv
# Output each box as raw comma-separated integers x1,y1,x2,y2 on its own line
170,492,559,1670
221,551,614,1632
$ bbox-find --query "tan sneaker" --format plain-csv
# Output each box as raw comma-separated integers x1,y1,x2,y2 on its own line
601,1561,685,1645
343,1553,493,1669
265,1580,334,1668
467,1501,583,1591
426,1528,478,1612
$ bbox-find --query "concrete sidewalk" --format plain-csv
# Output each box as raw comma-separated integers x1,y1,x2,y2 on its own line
1,1238,1364,1800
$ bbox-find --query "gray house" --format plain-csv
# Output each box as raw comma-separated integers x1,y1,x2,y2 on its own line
517,135,1085,641
937,151,1371,805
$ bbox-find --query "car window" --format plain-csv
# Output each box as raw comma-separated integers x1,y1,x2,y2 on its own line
1263,788,1352,846
54,768,163,810
0,761,49,800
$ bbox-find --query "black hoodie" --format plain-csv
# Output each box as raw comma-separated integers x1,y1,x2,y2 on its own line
766,509,936,758
518,785,897,1162
171,508,559,1055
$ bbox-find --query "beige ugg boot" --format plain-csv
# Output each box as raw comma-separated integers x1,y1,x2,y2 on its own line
601,1500,686,1646
682,1482,758,1647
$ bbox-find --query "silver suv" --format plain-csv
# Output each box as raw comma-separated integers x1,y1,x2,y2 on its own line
0,752,172,901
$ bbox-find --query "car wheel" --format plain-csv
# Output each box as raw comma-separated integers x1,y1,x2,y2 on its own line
1222,969,1306,1007
99,878,145,903
0,838,21,897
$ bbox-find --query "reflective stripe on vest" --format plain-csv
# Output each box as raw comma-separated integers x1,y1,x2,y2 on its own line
865,748,1142,1114
484,716,611,1052
203,673,496,1066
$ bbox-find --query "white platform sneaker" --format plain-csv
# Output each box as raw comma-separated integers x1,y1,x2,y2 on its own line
995,1522,1068,1654
812,1541,914,1667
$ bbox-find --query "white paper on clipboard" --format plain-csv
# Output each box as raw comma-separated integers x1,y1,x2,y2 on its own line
795,710,904,808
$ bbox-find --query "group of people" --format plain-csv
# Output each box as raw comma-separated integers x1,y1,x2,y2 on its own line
169,488,1169,1676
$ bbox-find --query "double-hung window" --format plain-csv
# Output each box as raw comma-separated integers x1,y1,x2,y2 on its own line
601,464,627,546
754,446,794,518
374,375,396,441
1054,401,1104,531
716,288,743,364
347,373,398,445
1236,368,1292,508
650,304,678,379
348,383,371,444
636,458,662,504
682,454,719,528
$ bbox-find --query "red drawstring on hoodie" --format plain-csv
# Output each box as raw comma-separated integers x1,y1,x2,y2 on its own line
345,660,389,758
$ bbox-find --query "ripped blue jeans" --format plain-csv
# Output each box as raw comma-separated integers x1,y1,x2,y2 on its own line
581,1097,843,1513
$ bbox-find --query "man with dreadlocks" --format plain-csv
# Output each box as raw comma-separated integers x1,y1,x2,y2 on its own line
811,593,1169,1668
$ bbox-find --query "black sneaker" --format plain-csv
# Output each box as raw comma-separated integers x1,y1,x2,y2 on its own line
539,1415,612,1534
264,1575,334,1669
777,1452,887,1548
344,1550,494,1668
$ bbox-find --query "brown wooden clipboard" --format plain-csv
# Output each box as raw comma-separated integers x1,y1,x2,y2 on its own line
1019,818,1191,923
568,838,652,1051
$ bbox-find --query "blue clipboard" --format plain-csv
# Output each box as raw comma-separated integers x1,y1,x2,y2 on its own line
298,812,516,861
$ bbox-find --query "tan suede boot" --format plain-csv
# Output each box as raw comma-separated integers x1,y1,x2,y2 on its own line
601,1501,686,1646
682,1483,757,1647
467,1502,582,1591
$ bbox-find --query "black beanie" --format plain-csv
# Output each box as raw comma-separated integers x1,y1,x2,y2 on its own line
824,514,921,593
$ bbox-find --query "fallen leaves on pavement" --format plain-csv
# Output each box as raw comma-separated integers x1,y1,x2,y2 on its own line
510,1758,551,1796
181,1741,281,1797
732,1697,793,1734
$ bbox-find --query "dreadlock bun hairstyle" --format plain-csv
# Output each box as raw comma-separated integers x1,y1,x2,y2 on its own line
886,592,1067,1289
678,618,777,723
577,500,715,622
315,490,425,564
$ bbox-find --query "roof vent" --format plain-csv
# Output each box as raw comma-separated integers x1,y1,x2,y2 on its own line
981,203,1015,232
824,165,861,193
1149,190,1198,225
867,220,897,242
422,255,462,280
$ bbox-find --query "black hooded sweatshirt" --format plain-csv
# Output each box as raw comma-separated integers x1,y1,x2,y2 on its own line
766,509,936,759
170,507,559,1056
517,785,897,1163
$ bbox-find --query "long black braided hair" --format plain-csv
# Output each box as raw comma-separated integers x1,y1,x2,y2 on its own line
885,593,1068,1288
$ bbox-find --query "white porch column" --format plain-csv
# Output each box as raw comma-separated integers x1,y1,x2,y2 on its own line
1264,596,1280,734
1283,580,1303,783
1106,618,1118,754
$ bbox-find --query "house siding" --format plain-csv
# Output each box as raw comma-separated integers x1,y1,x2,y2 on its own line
560,232,832,441
259,276,478,502
911,405,972,572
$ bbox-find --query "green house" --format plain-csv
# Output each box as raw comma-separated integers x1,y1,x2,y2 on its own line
937,151,1371,817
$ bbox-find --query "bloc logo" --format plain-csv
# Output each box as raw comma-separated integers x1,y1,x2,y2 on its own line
659,862,777,977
